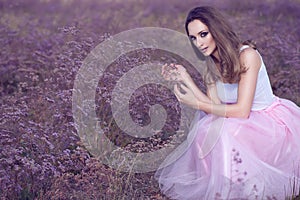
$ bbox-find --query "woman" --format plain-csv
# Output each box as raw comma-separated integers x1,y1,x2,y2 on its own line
155,6,300,199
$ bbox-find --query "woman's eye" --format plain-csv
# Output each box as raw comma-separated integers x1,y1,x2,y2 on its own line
190,36,196,41
200,32,208,38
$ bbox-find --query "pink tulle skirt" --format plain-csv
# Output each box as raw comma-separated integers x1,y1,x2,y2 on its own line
155,97,300,200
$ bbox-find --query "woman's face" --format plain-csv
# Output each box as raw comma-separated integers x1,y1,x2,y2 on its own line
187,19,217,58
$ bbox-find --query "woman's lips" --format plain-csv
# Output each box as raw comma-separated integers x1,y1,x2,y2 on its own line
201,47,208,53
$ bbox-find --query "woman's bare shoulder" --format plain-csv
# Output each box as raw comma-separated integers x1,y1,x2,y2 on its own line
239,47,261,70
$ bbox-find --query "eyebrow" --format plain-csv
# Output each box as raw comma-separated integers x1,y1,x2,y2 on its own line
189,30,208,37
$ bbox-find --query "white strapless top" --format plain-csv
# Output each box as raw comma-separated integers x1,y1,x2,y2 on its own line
216,45,275,111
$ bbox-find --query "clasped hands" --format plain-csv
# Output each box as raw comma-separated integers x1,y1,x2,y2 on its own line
161,63,199,109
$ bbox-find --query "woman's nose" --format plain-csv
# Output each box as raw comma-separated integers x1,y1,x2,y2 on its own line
196,38,203,48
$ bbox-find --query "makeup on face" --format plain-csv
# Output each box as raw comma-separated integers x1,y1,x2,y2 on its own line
187,20,217,58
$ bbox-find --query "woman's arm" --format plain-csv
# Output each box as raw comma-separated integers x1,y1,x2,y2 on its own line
175,47,261,118
162,63,212,103
206,83,221,104
183,75,214,104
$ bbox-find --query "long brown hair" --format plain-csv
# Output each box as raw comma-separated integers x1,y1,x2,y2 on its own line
185,6,254,84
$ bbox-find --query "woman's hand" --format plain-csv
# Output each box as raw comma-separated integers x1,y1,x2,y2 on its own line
161,63,192,84
173,83,199,110
161,63,212,107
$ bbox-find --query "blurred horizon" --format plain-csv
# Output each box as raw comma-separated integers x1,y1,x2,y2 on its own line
0,0,299,199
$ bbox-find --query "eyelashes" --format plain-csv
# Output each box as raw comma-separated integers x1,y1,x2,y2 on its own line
189,31,209,41
200,31,208,38
190,36,196,41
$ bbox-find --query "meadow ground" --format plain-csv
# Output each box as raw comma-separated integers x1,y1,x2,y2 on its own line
0,0,299,199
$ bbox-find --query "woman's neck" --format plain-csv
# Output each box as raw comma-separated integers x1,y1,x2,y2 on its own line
211,48,220,62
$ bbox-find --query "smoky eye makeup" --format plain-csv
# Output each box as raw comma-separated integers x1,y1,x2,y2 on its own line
189,30,208,41
189,36,196,41
200,31,209,38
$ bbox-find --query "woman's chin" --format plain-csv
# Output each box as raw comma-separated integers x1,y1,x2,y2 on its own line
202,52,210,57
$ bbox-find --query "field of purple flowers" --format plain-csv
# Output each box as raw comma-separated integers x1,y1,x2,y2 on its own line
0,0,299,199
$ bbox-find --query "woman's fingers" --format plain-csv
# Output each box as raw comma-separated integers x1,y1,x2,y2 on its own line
173,84,182,101
161,63,168,75
162,64,174,80
161,63,188,82
161,64,174,80
174,64,186,71
179,83,189,91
